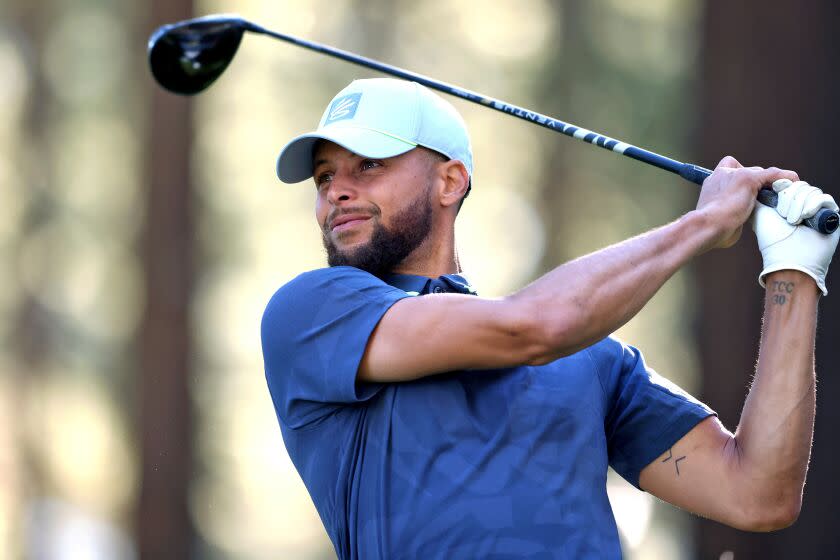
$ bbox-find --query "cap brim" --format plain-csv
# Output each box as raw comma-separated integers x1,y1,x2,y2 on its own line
276,127,417,183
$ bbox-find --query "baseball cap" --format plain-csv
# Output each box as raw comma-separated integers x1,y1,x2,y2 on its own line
276,78,473,183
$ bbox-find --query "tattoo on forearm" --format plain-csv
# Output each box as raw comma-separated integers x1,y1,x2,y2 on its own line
662,448,686,476
771,280,795,306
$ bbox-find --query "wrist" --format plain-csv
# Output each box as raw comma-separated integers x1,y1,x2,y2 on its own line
684,207,726,254
762,269,822,298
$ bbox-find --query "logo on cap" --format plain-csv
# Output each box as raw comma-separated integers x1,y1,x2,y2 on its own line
326,93,362,123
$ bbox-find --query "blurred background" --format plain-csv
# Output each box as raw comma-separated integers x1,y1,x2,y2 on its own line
2,0,839,558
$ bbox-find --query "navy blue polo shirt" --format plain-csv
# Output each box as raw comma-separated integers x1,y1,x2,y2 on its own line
261,266,713,559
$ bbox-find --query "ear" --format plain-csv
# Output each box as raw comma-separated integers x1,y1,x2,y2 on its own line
437,160,470,210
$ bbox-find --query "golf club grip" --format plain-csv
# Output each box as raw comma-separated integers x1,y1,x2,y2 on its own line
680,165,839,234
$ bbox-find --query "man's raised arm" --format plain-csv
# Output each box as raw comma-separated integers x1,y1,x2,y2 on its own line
639,180,839,531
359,158,798,383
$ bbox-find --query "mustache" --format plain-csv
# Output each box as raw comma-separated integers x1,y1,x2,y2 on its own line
323,206,380,231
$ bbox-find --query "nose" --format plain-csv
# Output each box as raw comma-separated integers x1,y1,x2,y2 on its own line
325,170,358,205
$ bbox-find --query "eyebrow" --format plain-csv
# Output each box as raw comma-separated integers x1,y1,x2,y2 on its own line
313,158,329,169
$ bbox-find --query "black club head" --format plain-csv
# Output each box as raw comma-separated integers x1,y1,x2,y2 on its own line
148,14,256,95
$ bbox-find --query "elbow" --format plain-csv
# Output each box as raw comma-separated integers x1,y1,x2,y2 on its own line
771,500,802,531
734,495,802,532
527,320,581,365
744,503,801,532
525,349,557,367
761,497,802,531
502,296,584,366
720,437,805,532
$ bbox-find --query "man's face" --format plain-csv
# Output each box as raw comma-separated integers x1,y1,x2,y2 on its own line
312,141,441,277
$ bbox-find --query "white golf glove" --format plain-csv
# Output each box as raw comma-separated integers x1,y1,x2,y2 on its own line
752,179,840,295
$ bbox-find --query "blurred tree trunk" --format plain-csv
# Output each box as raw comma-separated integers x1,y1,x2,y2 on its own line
535,0,586,271
11,1,52,557
695,2,840,558
137,1,195,559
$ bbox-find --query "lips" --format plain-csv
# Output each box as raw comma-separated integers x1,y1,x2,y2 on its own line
329,214,371,232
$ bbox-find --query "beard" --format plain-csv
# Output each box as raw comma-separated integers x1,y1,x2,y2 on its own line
322,187,433,278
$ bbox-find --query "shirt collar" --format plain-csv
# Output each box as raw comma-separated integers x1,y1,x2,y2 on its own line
383,272,478,296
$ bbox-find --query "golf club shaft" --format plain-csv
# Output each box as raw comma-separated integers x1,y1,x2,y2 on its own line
248,23,704,179
241,20,837,234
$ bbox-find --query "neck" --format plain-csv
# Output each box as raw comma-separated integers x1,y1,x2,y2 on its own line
391,224,459,278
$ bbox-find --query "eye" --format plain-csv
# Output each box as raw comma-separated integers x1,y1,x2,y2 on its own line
315,172,333,190
360,159,382,171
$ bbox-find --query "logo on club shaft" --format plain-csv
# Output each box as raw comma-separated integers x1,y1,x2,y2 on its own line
326,93,362,123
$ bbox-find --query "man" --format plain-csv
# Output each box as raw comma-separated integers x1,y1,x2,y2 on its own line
261,78,839,558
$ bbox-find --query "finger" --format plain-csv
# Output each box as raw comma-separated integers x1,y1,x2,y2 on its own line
785,183,816,224
777,181,821,223
802,192,839,218
772,178,793,192
757,166,799,185
775,181,801,218
715,155,742,169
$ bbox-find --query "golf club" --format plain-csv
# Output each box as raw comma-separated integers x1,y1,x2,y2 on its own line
147,13,839,234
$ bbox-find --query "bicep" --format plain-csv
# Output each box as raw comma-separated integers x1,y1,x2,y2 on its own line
358,294,545,382
639,416,750,528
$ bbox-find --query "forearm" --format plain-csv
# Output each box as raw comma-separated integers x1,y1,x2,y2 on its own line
731,270,818,518
509,208,720,362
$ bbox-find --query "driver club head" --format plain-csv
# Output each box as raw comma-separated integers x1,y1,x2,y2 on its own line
148,14,257,95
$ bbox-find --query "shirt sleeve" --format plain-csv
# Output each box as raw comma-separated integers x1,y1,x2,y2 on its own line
591,337,716,489
261,266,410,430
